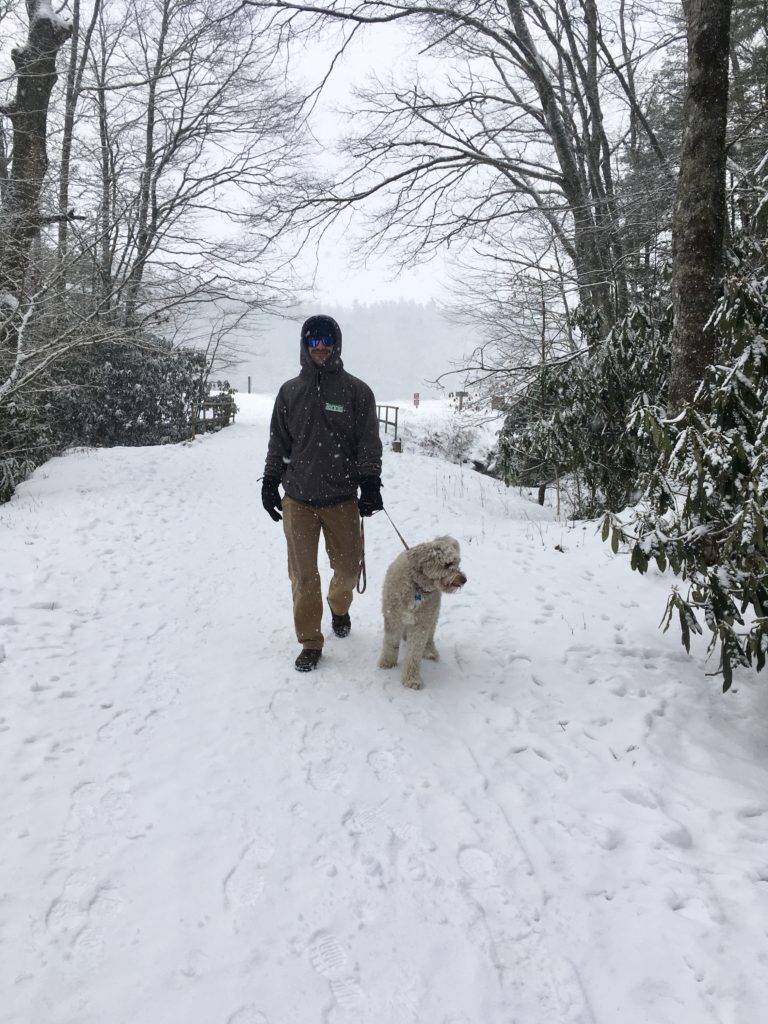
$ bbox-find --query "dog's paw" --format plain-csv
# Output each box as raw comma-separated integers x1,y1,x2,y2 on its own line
378,654,398,669
424,646,439,661
402,677,424,690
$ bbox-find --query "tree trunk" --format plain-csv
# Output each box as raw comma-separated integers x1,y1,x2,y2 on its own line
121,0,172,327
94,25,116,318
506,0,613,330
668,0,732,410
57,0,103,293
0,120,8,205
0,2,72,315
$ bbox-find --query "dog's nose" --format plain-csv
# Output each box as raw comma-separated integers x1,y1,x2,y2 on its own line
454,572,467,587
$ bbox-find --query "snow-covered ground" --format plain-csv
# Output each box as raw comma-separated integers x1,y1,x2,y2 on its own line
2,394,767,1024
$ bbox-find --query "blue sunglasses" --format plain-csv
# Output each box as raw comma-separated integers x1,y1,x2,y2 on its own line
307,334,335,348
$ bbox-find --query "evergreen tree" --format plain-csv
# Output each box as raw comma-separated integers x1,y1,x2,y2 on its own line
498,303,670,517
604,241,768,689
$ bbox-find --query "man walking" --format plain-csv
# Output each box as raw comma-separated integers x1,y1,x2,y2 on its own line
261,314,384,671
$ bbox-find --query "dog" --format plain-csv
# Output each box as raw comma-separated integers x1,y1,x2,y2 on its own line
377,535,467,689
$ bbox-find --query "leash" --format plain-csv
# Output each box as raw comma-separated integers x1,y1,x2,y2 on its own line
356,518,367,593
384,509,410,551
356,509,410,594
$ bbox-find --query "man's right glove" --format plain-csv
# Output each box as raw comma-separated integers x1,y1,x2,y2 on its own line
358,475,384,517
261,475,283,522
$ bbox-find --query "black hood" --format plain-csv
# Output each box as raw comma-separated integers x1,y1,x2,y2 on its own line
299,314,343,373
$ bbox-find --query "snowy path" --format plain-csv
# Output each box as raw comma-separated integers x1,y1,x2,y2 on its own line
2,395,768,1024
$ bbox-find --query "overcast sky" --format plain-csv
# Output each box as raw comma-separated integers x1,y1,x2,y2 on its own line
293,19,452,307
197,299,471,401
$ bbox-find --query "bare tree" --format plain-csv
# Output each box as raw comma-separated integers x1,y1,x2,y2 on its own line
446,224,579,402
726,0,768,238
62,0,307,329
56,0,103,289
1,0,310,415
245,0,679,337
0,0,72,322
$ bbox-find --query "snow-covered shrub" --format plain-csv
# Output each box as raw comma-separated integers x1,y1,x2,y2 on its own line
52,340,208,447
0,396,58,503
604,242,768,689
1,338,212,502
497,304,671,517
411,419,478,464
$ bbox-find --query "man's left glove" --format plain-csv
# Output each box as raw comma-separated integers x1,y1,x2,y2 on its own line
261,475,283,522
358,475,383,517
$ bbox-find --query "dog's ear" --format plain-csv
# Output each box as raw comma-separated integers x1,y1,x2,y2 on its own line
435,538,459,562
433,535,459,557
424,541,448,578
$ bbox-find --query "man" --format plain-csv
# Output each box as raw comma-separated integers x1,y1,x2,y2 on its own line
261,314,384,672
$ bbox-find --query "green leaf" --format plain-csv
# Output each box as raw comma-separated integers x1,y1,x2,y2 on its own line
722,653,733,692
678,605,691,653
601,515,610,543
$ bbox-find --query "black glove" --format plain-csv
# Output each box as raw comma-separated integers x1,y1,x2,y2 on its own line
358,475,383,517
261,475,283,522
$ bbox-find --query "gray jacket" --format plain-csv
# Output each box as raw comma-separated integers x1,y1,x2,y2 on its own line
263,317,383,506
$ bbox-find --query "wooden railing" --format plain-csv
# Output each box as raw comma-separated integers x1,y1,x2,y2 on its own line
196,395,237,432
376,404,399,440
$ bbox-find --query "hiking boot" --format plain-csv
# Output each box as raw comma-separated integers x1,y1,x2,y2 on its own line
295,648,322,672
330,611,351,638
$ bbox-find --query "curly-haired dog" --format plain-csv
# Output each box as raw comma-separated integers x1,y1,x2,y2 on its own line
378,536,467,689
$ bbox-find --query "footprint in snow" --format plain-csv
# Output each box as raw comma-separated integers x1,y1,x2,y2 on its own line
619,785,661,810
457,845,496,882
659,823,694,849
223,838,274,911
67,774,137,840
308,931,348,979
226,1006,269,1024
366,747,399,779
342,800,389,838
306,755,348,792
668,893,723,925
68,780,99,831
308,932,367,1012
44,872,122,960
96,708,148,743
736,804,765,820
330,977,366,1011
504,651,532,665
563,642,600,658
311,854,339,879
71,885,124,966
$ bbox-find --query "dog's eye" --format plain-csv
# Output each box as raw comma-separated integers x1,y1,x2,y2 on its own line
444,562,454,569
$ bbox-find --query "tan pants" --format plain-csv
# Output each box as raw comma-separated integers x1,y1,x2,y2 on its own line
282,496,362,650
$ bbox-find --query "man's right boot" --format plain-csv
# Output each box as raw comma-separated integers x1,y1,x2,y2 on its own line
295,649,322,672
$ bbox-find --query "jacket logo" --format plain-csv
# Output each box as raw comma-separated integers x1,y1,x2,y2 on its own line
325,402,345,413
